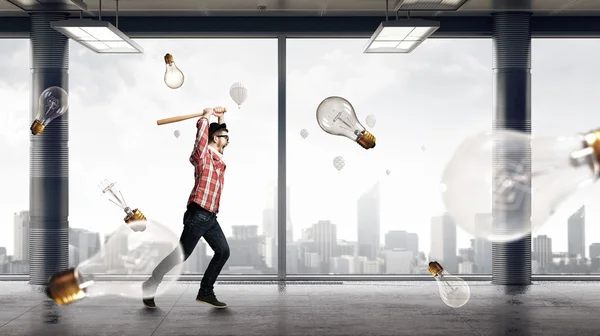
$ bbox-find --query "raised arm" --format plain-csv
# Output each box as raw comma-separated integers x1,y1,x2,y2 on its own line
190,108,214,162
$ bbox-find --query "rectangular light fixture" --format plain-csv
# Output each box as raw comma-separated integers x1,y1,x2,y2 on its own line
51,19,143,54
363,19,439,54
395,0,469,11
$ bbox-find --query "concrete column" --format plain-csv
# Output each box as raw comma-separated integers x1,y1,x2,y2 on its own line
29,12,70,285
491,12,532,285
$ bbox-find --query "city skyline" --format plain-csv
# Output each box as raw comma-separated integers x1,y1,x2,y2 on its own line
3,204,599,275
1,38,600,259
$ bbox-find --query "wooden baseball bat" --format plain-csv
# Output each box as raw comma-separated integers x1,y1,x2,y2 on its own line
156,107,227,126
156,112,204,125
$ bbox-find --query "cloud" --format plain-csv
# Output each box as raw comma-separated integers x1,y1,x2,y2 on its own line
0,82,30,146
464,55,489,74
0,39,30,148
0,40,29,87
442,64,462,74
321,49,353,62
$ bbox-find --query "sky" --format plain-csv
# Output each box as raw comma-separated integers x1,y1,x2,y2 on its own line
1,37,600,262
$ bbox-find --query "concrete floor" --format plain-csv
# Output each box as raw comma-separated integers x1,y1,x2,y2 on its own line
0,281,599,335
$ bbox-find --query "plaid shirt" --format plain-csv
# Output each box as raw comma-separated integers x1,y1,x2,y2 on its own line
187,117,226,213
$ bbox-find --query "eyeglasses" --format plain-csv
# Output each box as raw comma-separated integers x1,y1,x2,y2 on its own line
216,135,229,141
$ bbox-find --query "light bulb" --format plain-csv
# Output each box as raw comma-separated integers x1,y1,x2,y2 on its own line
164,53,184,89
441,128,600,242
46,220,184,305
99,179,147,231
30,86,69,135
428,261,470,308
316,96,376,150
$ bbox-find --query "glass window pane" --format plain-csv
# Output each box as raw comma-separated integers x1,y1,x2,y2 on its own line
70,39,278,275
286,38,492,275
0,39,30,275
531,39,600,275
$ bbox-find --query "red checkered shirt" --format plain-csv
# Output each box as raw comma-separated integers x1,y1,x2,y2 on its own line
187,117,227,213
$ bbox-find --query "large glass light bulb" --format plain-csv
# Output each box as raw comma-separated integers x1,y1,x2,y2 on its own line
441,128,600,243
428,261,470,308
99,179,146,231
46,220,184,305
164,53,184,89
316,96,376,149
30,86,69,135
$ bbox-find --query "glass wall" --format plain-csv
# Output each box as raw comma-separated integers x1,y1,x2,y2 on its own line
0,39,30,274
69,39,278,274
15,35,600,278
285,38,493,275
531,39,600,275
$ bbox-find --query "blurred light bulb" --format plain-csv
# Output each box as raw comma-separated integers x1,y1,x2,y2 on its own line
164,53,184,89
99,179,146,231
316,96,376,150
46,220,184,305
428,261,470,308
441,128,600,242
30,86,69,135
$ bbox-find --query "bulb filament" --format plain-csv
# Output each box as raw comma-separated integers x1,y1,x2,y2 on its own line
107,189,127,209
332,110,353,130
47,97,58,110
438,274,459,292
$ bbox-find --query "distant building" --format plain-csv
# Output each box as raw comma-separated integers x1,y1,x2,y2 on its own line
568,206,586,258
430,214,457,273
533,235,552,272
384,249,414,274
13,211,29,262
357,183,380,260
69,228,101,265
385,231,418,256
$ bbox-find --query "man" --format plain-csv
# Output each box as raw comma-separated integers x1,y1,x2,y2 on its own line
142,106,231,309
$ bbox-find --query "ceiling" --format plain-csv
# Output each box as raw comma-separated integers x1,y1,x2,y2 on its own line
2,0,600,17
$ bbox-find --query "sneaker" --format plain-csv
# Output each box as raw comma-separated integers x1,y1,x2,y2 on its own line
142,280,158,309
196,290,227,308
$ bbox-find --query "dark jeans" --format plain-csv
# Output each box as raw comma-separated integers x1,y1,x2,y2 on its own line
148,202,230,293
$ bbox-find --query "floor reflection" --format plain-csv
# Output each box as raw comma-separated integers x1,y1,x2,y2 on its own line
42,299,61,325
492,285,532,335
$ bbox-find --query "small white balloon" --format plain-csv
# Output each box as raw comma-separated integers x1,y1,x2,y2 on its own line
386,169,391,176
300,129,309,139
365,114,376,128
229,82,249,108
333,156,345,171
174,130,180,138
421,145,426,152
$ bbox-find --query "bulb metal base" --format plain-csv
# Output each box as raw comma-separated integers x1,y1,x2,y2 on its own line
46,268,84,305
30,119,45,135
124,208,147,231
357,130,376,149
428,261,444,277
580,129,600,177
164,53,174,64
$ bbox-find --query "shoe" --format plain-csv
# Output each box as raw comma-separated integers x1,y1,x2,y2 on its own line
196,290,227,308
142,297,156,309
142,280,158,309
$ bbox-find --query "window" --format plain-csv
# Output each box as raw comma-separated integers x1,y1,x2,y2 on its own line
69,39,278,274
0,39,30,274
531,39,600,275
286,38,493,275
